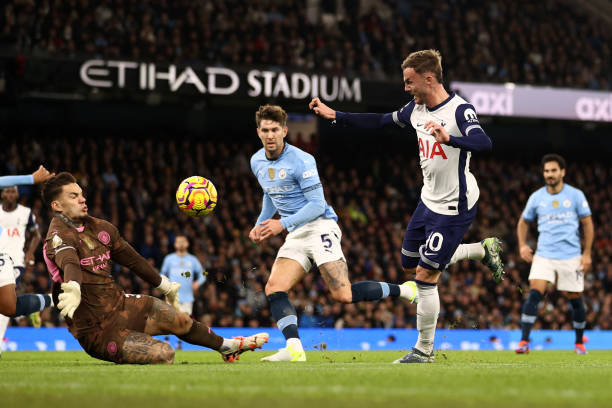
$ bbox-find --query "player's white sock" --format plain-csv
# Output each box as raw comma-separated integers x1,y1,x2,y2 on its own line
286,337,304,352
448,243,485,265
414,283,439,355
0,314,10,346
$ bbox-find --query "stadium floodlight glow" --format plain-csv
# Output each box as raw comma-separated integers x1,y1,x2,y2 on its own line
451,81,612,122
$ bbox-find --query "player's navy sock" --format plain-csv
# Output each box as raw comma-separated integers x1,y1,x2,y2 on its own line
267,291,299,340
350,281,400,302
520,289,542,341
14,294,52,317
570,297,586,344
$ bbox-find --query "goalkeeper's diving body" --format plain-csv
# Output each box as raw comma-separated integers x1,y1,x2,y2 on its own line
41,172,268,364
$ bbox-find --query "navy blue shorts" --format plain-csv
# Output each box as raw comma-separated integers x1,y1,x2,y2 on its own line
401,200,477,271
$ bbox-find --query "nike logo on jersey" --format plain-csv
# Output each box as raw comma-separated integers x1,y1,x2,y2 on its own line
416,123,424,127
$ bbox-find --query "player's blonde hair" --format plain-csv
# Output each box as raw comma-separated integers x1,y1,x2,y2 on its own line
401,49,443,83
256,105,288,128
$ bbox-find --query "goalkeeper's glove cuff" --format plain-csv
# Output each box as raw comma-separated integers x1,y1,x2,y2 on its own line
156,275,172,295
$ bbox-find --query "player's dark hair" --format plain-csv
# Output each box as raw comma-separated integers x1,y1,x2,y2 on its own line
256,105,288,128
401,49,443,83
541,154,566,170
42,172,77,208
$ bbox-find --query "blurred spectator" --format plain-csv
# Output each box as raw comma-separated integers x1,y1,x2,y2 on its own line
0,0,609,89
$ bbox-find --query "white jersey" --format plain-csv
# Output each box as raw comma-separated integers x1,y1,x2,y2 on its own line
0,204,38,267
392,93,482,215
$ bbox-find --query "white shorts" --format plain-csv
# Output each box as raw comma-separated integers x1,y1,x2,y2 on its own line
277,218,346,272
0,253,18,287
529,254,583,292
177,301,193,315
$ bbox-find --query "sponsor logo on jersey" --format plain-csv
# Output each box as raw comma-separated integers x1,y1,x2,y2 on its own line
268,168,275,180
81,250,111,271
279,169,287,179
464,108,478,122
302,169,317,179
264,184,296,194
418,137,448,159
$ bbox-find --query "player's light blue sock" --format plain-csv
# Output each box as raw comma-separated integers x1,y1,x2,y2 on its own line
569,297,586,344
14,294,52,317
350,281,400,302
520,289,542,341
267,292,299,340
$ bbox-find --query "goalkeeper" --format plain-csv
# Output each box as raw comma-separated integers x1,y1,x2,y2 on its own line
41,172,267,364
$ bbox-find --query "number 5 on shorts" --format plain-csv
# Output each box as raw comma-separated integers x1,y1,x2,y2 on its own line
321,234,332,248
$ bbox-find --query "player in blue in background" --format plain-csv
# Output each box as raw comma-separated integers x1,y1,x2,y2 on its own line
249,105,418,362
160,234,205,316
516,154,594,354
160,234,205,350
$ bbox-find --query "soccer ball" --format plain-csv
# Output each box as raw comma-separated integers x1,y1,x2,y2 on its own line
175,176,218,217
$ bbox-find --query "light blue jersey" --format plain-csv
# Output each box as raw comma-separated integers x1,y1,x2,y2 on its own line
160,253,205,304
522,184,591,259
0,175,33,188
251,143,337,232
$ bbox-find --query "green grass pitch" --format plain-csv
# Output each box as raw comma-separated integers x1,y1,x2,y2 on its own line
2,350,612,408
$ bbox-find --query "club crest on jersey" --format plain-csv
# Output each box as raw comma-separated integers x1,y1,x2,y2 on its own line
268,168,275,180
51,234,63,249
82,236,96,250
279,169,287,179
98,231,111,245
552,200,559,209
563,200,571,208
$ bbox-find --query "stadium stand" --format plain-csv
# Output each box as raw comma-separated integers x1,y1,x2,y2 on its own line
0,0,610,90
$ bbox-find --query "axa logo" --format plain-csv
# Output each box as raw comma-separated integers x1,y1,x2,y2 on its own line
575,96,612,121
470,91,513,115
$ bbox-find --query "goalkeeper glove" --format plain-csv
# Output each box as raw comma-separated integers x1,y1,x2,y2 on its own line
156,275,181,309
57,281,81,319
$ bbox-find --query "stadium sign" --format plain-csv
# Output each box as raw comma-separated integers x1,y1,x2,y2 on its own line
79,60,362,102
451,81,612,122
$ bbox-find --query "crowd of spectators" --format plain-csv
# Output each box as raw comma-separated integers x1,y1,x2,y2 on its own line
0,0,610,90
3,129,611,334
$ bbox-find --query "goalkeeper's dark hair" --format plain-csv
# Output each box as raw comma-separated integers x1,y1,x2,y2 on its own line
541,154,566,170
256,105,288,128
42,172,77,208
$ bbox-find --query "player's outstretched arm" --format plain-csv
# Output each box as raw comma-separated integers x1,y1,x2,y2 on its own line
53,246,84,318
0,165,54,188
309,98,336,119
309,97,396,129
251,193,277,243
112,238,180,307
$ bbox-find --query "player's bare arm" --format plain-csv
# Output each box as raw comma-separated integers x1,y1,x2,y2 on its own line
249,224,263,243
25,227,41,267
32,165,55,183
517,218,534,262
259,219,283,240
309,98,336,120
580,215,594,272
